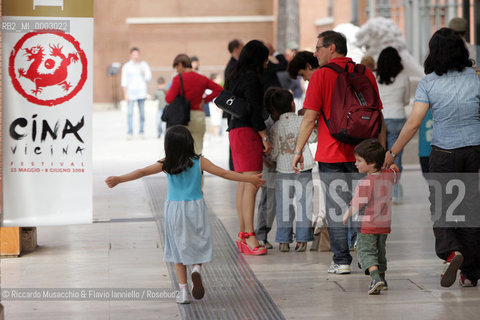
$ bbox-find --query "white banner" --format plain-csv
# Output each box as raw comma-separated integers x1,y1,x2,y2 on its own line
2,16,92,226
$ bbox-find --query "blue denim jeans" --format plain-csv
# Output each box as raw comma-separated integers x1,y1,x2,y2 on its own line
318,162,358,265
385,118,406,171
275,170,314,243
385,118,406,201
127,98,145,135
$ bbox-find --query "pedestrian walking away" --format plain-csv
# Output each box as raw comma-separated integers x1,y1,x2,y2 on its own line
384,28,480,288
342,139,399,294
293,30,386,275
376,46,410,204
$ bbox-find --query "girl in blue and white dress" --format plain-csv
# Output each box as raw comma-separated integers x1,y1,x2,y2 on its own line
106,125,265,304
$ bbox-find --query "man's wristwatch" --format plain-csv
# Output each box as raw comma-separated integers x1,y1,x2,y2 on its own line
293,150,301,155
389,149,397,158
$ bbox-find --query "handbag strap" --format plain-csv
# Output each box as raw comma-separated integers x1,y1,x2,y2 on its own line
179,73,185,96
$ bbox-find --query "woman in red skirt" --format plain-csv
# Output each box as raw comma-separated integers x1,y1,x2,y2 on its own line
225,40,271,255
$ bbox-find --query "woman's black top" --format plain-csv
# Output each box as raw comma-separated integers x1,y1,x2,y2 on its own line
225,70,266,132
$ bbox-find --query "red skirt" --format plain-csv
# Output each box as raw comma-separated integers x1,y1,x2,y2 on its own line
229,127,263,172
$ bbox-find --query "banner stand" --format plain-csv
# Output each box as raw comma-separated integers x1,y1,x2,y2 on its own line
2,1,93,228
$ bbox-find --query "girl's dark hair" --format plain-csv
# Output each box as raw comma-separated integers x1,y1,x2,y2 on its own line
263,87,293,121
376,47,403,85
161,125,199,175
226,40,269,82
287,51,319,79
354,138,385,171
424,28,472,76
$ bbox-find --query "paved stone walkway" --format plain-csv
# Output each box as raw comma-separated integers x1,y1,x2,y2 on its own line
1,105,478,319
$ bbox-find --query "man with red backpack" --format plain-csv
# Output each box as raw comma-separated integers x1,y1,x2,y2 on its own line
292,30,386,274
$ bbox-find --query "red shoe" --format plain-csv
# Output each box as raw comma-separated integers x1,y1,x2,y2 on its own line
459,273,478,287
240,232,267,255
236,232,246,253
441,251,463,287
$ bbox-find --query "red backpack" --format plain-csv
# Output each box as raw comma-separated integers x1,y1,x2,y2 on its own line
320,61,382,145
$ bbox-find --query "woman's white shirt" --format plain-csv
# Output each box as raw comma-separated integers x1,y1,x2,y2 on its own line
377,73,410,119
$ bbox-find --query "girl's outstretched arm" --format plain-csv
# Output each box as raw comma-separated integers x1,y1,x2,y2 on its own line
105,162,163,188
200,157,265,188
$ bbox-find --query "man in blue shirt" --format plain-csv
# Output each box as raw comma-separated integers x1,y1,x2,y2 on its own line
121,47,152,138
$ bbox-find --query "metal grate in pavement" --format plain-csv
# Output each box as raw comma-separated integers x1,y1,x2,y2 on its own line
93,217,155,223
144,177,286,320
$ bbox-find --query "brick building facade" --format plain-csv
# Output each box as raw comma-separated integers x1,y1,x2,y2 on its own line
93,0,373,105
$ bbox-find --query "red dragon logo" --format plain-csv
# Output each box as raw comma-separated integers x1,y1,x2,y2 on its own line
9,31,88,106
18,44,79,95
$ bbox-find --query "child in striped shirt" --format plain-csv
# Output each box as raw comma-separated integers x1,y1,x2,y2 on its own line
265,87,317,252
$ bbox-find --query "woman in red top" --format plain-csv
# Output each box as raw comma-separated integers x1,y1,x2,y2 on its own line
166,54,223,153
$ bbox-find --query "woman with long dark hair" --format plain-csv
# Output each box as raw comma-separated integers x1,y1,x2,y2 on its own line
376,46,410,203
225,40,271,255
384,28,480,288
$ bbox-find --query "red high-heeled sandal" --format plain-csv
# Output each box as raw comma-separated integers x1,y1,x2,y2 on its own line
236,232,246,253
240,232,267,255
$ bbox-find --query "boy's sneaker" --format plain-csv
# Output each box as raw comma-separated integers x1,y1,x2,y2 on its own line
368,279,385,295
379,273,388,290
459,274,478,287
381,279,388,290
327,263,351,274
441,251,463,287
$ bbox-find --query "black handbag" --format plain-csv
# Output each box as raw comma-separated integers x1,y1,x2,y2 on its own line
161,74,190,128
213,84,250,120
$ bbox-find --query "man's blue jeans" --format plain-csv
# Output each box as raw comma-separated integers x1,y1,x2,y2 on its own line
318,162,357,265
275,170,314,243
127,98,145,135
